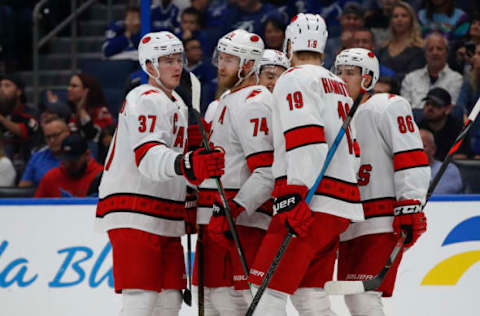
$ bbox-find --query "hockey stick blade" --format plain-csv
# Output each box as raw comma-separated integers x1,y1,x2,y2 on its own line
324,280,366,295
246,92,365,315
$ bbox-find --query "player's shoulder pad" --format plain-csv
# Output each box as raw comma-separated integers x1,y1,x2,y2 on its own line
244,85,272,103
125,84,167,110
370,93,412,115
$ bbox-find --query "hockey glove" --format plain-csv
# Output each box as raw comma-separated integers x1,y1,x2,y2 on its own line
272,183,314,237
186,119,211,151
208,198,245,248
392,200,427,248
184,187,198,234
176,147,225,185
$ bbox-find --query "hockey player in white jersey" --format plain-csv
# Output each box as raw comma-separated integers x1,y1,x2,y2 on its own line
334,48,430,316
192,29,275,315
95,32,225,316
248,13,363,316
256,49,290,93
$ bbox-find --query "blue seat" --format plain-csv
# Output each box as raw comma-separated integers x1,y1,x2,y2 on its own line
80,59,138,89
453,160,480,193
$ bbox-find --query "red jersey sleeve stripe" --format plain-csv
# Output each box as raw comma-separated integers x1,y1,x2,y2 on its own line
362,197,396,219
284,125,326,152
96,193,185,221
393,149,429,171
134,141,164,167
315,176,361,203
246,151,274,172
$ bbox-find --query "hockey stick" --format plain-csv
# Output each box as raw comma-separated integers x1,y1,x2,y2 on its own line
191,108,253,290
246,91,365,316
324,97,480,296
175,70,202,308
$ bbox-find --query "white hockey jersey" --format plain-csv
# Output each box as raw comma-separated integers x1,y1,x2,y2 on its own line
272,65,363,221
95,84,188,237
198,85,275,230
341,93,430,241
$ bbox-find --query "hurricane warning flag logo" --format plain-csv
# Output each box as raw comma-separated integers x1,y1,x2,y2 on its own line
422,216,480,285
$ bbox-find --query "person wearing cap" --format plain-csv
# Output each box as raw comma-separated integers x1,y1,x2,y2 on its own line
418,87,472,160
0,74,40,173
34,134,103,197
323,2,366,69
401,31,463,109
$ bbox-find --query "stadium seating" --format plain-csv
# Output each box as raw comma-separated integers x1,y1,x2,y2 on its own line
0,186,36,198
453,159,480,193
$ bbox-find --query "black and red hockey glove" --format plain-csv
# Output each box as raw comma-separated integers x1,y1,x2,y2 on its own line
272,182,314,237
393,199,427,248
175,147,224,185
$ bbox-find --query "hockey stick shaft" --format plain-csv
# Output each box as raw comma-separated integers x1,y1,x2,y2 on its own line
197,227,205,316
246,92,365,316
325,97,480,295
191,109,252,284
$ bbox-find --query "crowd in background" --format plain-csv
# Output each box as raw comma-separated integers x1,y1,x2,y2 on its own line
0,0,480,196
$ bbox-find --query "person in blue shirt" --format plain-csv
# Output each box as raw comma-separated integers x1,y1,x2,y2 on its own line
176,7,213,56
151,0,181,33
102,5,141,60
18,117,70,188
420,128,463,194
418,0,470,39
183,37,216,84
224,0,287,37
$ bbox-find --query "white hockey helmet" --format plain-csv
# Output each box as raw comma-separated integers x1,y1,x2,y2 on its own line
283,13,328,58
334,48,379,91
214,29,264,82
256,49,290,75
138,31,184,80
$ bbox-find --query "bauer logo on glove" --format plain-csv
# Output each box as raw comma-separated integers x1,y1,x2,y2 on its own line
273,194,300,214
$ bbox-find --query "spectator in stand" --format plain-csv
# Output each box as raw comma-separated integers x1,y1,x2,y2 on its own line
401,31,463,109
457,42,480,157
306,0,367,39
47,74,113,143
375,1,426,81
102,5,141,60
0,134,16,186
352,27,396,76
151,0,181,33
263,17,286,51
418,0,469,39
373,75,400,94
448,12,480,74
364,0,397,45
225,0,286,36
183,38,216,84
19,117,70,188
35,134,103,197
324,2,365,69
192,0,232,29
418,87,471,160
0,74,40,177
420,128,463,193
457,43,480,113
97,124,115,165
274,0,306,22
177,7,211,55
